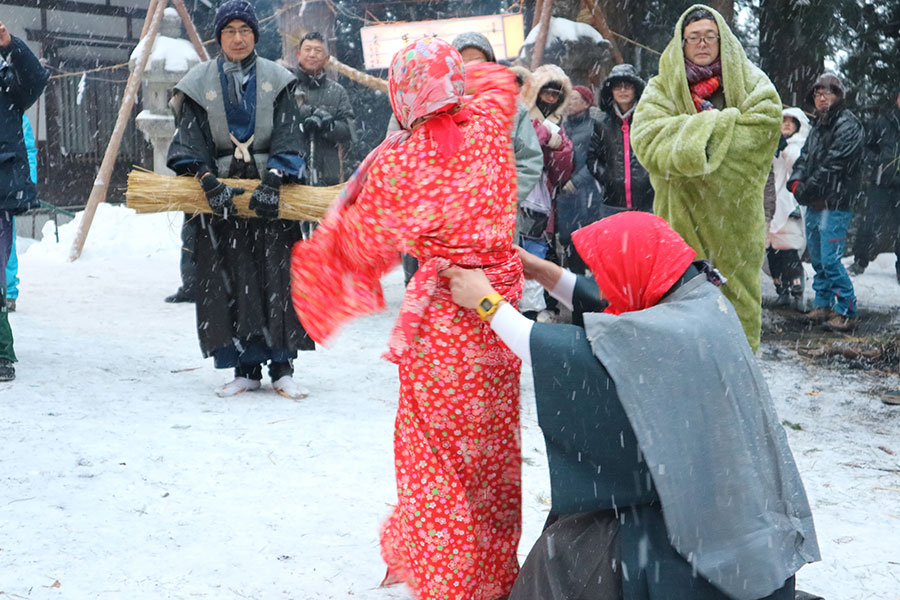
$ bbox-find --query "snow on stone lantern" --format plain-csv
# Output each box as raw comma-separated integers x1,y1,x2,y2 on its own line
131,7,202,174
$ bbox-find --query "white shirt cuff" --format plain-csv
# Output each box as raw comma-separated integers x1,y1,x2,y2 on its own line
489,302,534,366
548,269,577,311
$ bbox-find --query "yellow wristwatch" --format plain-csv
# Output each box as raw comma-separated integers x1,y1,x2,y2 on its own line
476,292,505,321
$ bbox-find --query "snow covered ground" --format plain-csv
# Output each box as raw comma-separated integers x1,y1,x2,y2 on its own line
2,205,899,600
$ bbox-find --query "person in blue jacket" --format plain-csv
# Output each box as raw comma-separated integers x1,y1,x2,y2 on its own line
0,21,49,382
5,114,37,313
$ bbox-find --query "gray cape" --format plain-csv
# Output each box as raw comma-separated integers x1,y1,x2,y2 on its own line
583,276,820,600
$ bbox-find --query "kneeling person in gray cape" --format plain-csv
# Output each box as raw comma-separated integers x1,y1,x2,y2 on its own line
442,211,819,600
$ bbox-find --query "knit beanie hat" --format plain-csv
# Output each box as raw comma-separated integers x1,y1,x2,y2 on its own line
215,0,259,44
572,85,594,106
451,32,496,63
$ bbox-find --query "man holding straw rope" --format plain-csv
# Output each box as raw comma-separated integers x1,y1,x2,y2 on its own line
166,0,313,399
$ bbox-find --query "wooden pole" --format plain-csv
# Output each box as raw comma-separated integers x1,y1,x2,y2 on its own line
532,0,545,29
530,0,554,70
171,0,209,61
582,0,623,64
69,0,167,261
139,0,160,39
326,55,388,94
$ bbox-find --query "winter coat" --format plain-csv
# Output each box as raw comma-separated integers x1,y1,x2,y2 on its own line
0,37,49,214
522,64,574,192
556,109,602,244
788,98,865,212
167,55,314,358
631,4,782,352
587,63,653,212
23,115,37,183
768,107,810,250
512,100,544,204
292,69,355,186
866,101,900,189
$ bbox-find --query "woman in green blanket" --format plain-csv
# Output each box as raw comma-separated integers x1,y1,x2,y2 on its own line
631,4,781,352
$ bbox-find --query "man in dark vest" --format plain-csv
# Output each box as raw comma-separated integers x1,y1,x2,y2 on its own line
442,212,820,600
167,0,314,399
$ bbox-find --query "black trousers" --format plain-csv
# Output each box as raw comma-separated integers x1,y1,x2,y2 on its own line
179,215,199,297
767,248,804,292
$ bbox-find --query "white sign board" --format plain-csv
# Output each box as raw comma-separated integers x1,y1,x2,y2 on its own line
360,13,525,71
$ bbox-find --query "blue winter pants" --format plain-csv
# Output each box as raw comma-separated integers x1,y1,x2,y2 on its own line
5,218,18,299
806,209,857,317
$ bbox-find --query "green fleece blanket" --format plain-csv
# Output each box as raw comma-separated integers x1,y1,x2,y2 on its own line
631,4,781,352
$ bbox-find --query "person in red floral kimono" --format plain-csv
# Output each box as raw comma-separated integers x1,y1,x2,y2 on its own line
289,39,523,600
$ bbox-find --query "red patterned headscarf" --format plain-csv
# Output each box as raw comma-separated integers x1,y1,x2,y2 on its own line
329,38,470,215
571,212,697,315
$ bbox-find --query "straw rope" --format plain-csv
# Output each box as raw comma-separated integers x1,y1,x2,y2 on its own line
126,169,341,221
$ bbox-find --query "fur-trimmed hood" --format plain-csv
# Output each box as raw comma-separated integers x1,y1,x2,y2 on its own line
782,106,810,148
522,64,573,124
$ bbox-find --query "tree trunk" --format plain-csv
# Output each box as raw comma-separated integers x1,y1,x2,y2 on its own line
706,0,733,25
759,0,829,109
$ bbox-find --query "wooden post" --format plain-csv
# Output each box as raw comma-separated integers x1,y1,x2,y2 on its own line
532,0,545,29
69,0,167,261
581,0,623,64
530,0,554,70
172,0,209,61
139,0,160,39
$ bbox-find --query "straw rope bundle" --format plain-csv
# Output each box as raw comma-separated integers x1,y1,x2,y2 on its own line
126,169,342,222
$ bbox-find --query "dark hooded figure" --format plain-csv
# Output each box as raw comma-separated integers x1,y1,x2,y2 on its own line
442,211,820,600
587,63,654,214
0,19,49,382
849,85,900,280
167,0,314,398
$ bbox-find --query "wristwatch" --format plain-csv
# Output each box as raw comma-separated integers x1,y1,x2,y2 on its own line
476,292,505,321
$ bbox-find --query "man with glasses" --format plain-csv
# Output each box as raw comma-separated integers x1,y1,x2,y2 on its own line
292,31,354,191
788,73,864,331
166,0,314,398
632,5,781,352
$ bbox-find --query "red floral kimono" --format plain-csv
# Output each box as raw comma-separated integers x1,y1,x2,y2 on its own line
290,39,523,600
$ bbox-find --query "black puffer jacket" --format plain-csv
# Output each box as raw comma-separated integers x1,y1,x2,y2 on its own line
788,99,865,211
0,37,49,213
586,64,653,211
867,102,900,189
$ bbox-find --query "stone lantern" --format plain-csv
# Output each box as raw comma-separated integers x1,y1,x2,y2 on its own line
132,7,202,174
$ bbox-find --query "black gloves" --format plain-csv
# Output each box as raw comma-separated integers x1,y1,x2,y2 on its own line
199,172,244,216
249,170,282,219
303,107,334,133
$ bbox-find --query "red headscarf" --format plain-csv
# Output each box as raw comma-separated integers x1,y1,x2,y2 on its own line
571,212,696,315
329,38,470,215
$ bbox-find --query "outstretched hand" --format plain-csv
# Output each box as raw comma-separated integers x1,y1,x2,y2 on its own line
515,245,565,290
440,267,496,310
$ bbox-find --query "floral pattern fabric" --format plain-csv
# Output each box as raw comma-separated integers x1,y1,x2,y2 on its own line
290,44,523,600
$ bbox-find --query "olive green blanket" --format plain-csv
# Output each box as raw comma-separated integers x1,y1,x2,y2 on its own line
631,4,781,351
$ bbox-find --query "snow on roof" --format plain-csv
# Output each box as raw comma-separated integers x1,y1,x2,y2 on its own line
523,17,608,46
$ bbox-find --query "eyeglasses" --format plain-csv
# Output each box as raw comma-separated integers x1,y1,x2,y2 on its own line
611,82,633,91
813,90,836,99
683,34,720,46
221,26,254,38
